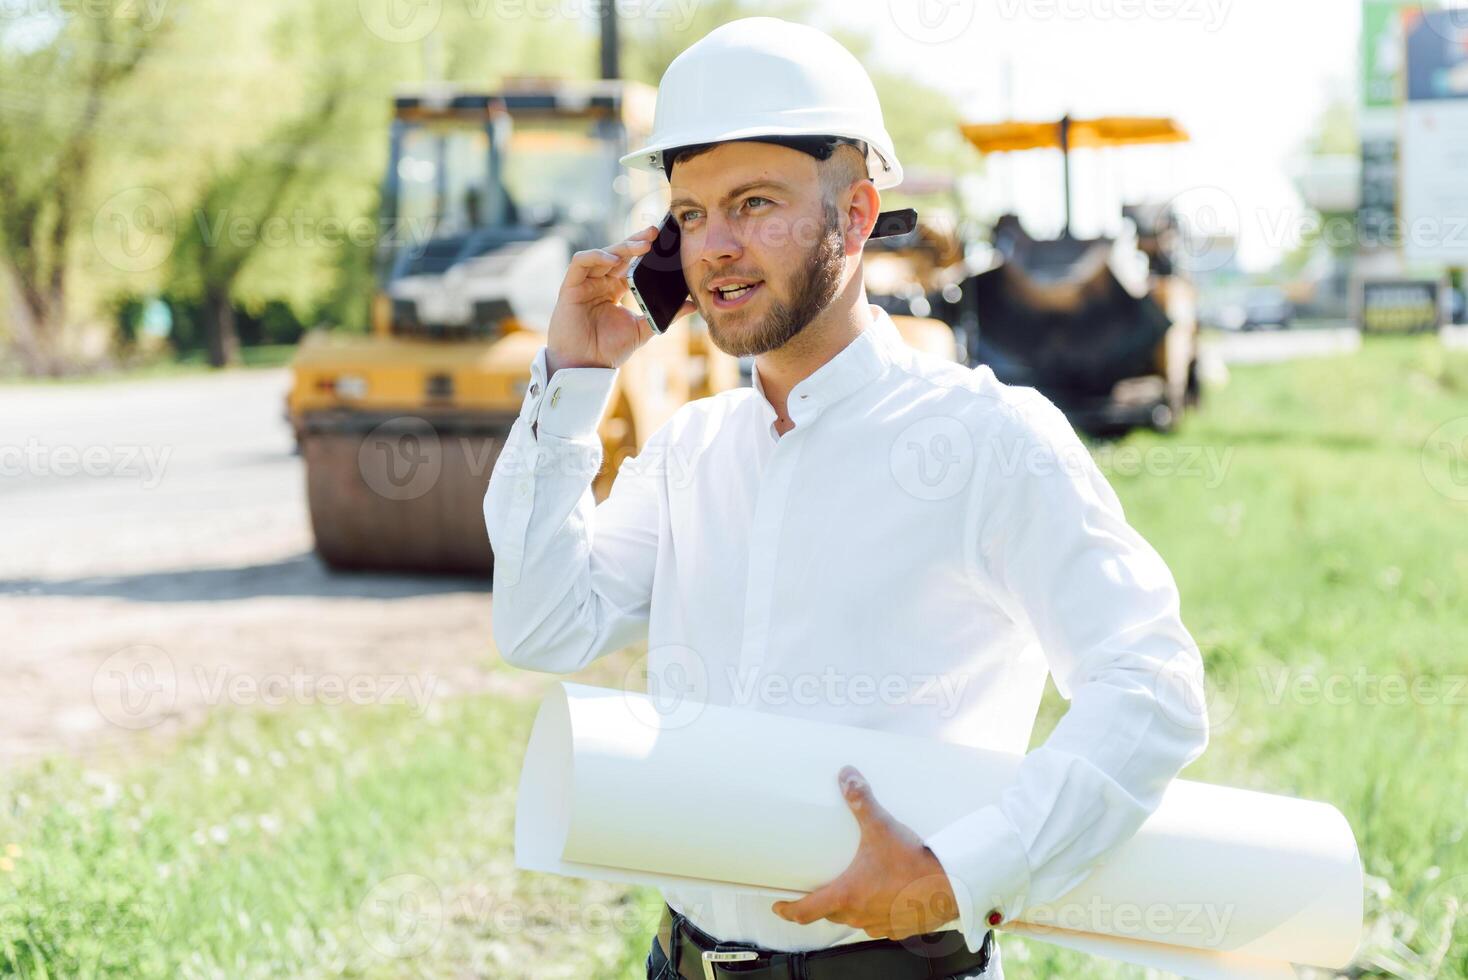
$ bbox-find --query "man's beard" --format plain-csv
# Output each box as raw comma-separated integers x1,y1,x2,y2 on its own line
701,206,845,358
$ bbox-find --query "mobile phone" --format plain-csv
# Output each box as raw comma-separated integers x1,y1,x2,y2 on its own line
626,213,688,335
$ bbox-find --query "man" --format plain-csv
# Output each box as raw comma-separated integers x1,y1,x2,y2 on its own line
484,17,1209,980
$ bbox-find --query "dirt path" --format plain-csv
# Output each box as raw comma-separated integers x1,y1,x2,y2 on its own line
1,370,622,765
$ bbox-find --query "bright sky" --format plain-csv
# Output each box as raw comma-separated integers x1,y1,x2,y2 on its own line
817,0,1362,270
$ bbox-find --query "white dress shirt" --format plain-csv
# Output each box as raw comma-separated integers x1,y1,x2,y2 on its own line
484,306,1209,970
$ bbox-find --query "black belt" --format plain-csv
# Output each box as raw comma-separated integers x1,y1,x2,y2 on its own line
656,902,994,980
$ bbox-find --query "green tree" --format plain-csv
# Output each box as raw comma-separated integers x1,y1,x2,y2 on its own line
0,1,173,374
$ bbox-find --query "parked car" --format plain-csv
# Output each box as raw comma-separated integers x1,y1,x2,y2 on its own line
1242,288,1294,330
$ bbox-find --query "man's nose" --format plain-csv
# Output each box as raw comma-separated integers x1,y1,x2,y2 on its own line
695,211,743,271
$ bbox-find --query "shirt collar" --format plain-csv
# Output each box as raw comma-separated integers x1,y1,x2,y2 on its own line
751,305,904,433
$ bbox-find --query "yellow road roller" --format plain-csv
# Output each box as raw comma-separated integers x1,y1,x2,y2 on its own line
287,80,739,575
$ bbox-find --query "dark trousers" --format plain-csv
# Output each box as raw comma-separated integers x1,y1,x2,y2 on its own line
643,910,1000,979
645,931,676,980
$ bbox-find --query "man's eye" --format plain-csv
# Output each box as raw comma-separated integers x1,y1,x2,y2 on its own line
675,210,702,225
743,197,772,210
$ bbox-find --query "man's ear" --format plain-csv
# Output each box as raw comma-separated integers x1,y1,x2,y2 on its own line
842,179,881,256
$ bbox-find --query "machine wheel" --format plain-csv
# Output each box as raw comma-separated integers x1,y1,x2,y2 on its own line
302,417,503,576
1150,401,1177,434
1183,357,1202,409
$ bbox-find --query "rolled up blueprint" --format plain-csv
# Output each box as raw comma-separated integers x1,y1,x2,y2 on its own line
515,682,1362,980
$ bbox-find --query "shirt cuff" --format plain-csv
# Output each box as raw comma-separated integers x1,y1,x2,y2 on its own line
531,349,618,440
922,804,1032,954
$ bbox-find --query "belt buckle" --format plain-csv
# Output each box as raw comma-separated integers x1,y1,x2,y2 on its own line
701,948,759,980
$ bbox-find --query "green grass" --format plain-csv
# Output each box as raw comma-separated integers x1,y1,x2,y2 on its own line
0,694,655,979
1013,335,1468,979
0,344,298,385
3,335,1465,979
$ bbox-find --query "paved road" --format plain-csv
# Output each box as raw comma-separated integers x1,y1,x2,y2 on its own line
0,370,557,764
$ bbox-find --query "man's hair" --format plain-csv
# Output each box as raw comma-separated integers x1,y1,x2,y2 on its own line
667,138,870,213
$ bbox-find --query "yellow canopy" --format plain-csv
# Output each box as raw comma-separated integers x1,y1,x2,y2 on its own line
960,116,1189,153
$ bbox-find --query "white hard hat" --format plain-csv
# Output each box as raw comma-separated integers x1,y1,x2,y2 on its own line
621,17,905,191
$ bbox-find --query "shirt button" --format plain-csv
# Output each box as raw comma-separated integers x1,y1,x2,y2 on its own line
986,910,1003,927
529,382,540,397
551,387,562,408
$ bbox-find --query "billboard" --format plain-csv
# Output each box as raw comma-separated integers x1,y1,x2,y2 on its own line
1361,279,1443,333
1400,7,1468,264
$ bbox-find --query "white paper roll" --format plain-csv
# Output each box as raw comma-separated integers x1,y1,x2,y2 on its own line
515,683,1362,979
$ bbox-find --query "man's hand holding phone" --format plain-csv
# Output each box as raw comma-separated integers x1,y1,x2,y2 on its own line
546,224,693,375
